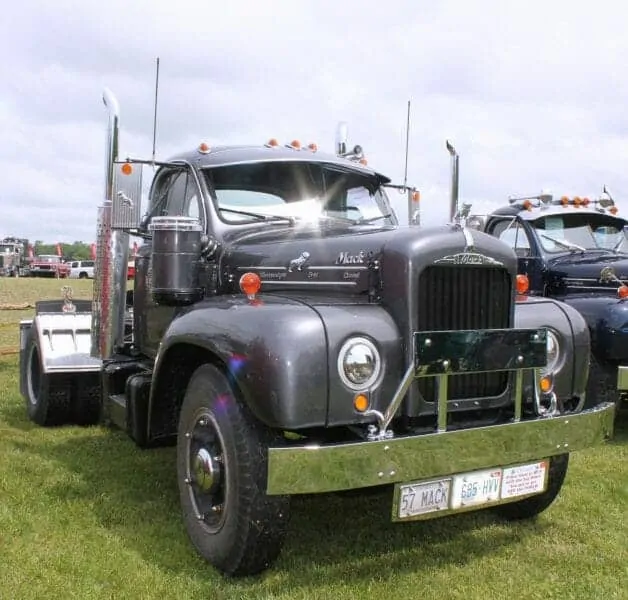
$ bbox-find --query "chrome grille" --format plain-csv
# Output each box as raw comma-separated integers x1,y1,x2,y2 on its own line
417,265,512,401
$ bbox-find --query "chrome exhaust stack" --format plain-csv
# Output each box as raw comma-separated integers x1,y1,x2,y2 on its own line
335,121,348,156
446,140,460,222
90,88,130,360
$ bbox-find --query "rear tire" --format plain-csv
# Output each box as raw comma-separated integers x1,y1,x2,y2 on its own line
493,454,569,520
176,364,290,577
24,328,72,426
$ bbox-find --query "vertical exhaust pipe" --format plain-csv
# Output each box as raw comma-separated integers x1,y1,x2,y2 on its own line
91,88,130,360
446,140,459,222
335,121,348,156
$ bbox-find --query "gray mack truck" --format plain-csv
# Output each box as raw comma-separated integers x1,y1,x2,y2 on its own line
19,88,615,577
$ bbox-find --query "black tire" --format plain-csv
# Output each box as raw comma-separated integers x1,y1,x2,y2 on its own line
177,364,290,577
72,375,102,426
79,272,88,279
24,328,72,426
493,454,569,520
584,352,619,411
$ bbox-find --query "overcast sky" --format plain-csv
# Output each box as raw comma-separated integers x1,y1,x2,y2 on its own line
1,0,627,243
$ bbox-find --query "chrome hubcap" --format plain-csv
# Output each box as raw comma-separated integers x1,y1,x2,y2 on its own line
185,411,226,531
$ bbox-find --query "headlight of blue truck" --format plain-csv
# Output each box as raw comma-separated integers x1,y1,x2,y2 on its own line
543,330,560,374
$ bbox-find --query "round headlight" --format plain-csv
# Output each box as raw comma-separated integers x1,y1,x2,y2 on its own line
543,330,560,374
337,337,381,390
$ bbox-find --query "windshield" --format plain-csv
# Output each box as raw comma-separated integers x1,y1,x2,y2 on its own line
202,161,395,226
37,255,61,263
531,213,628,253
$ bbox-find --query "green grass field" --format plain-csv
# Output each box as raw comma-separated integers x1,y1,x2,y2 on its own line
0,278,626,600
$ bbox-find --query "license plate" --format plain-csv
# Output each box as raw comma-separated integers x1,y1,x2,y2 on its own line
394,460,548,521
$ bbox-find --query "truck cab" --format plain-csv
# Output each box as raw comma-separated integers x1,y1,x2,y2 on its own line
466,192,628,410
18,89,616,578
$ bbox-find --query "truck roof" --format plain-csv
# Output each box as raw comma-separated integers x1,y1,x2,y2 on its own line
165,144,392,184
491,203,626,222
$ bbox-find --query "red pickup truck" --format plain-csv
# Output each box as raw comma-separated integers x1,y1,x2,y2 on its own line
29,254,71,278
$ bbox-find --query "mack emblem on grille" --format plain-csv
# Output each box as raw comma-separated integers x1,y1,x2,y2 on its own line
434,252,503,266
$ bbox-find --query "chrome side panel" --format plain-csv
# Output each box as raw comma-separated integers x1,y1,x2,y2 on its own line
266,402,615,495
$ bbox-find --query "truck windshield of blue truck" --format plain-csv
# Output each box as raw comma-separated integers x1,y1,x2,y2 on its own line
501,213,628,254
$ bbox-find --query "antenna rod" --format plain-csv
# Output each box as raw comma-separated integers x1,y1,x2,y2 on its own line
151,57,160,164
403,100,411,189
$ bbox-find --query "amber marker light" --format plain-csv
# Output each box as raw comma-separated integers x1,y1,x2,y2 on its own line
412,191,420,202
560,196,569,206
353,393,369,413
266,138,279,147
121,162,133,175
610,206,619,215
617,285,628,299
539,376,552,393
522,200,532,211
582,197,590,206
307,142,318,152
516,274,529,294
239,272,262,299
573,196,582,206
198,142,211,154
289,139,301,150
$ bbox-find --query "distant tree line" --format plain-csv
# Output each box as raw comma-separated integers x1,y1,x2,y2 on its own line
32,241,94,260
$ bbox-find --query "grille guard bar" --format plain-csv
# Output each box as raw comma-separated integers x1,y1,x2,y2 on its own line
364,328,549,439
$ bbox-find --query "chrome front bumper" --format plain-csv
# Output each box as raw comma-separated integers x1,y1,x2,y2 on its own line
617,365,628,391
267,327,614,496
266,402,615,495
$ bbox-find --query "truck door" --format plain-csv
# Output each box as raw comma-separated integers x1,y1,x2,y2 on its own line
486,218,546,294
134,166,204,358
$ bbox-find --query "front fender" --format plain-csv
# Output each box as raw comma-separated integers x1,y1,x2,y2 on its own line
151,295,328,429
559,295,628,362
514,296,590,400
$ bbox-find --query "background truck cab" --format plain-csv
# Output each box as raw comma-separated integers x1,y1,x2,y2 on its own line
466,190,628,411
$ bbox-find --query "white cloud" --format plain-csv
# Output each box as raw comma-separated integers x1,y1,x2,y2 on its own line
1,0,628,242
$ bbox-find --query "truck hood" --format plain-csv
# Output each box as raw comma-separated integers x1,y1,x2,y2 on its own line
220,222,518,295
547,252,628,293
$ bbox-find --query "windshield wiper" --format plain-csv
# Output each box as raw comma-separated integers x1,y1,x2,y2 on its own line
359,213,393,224
539,233,586,252
220,207,295,225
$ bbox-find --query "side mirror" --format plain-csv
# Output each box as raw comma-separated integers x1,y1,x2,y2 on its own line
112,162,144,229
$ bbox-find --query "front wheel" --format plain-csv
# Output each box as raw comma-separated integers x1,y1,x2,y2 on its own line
176,364,290,577
493,454,569,521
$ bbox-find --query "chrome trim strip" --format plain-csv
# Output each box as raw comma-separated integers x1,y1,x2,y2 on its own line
259,280,357,286
235,265,369,271
266,403,616,495
617,365,628,390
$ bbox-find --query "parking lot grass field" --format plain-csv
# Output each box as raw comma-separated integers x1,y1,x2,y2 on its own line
0,278,626,599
